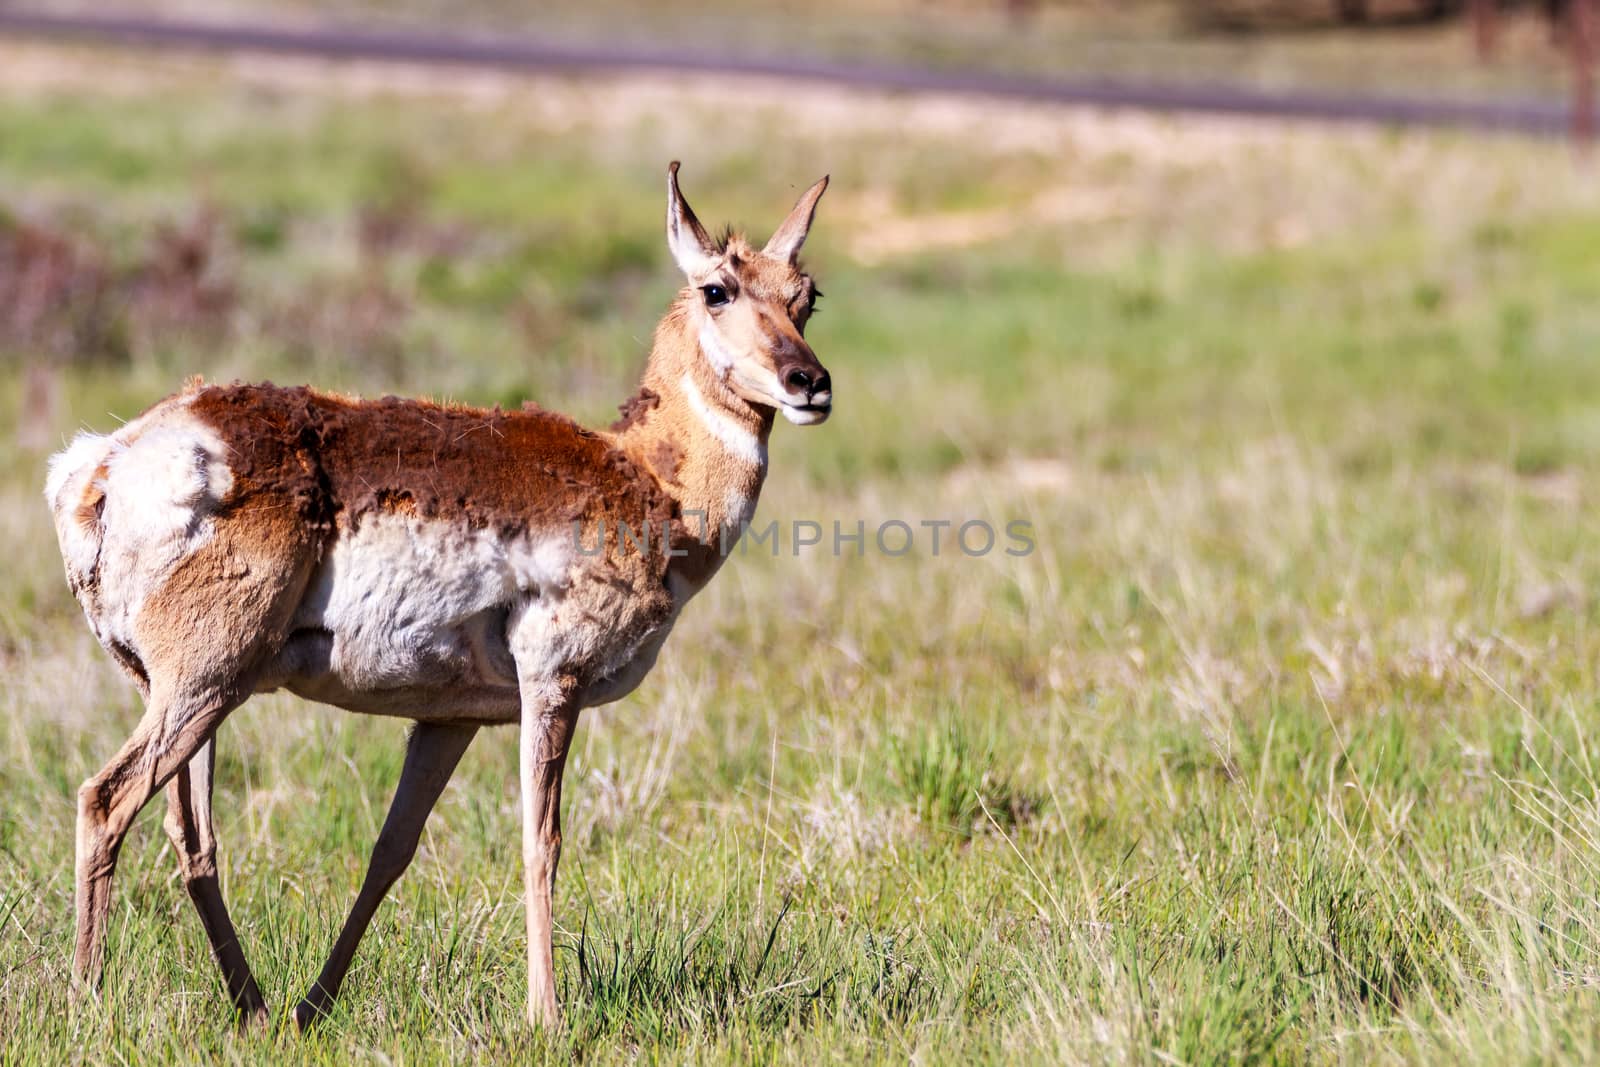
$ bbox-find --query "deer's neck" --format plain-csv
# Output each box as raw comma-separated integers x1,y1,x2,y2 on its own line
610,304,773,573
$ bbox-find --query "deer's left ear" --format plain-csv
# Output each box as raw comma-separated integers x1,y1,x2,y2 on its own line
763,175,829,264
666,162,720,279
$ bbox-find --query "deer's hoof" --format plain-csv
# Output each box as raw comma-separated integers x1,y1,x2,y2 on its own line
67,971,101,1010
527,1000,561,1031
235,1002,270,1034
293,997,328,1033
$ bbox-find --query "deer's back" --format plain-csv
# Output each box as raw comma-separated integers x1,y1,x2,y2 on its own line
48,381,681,719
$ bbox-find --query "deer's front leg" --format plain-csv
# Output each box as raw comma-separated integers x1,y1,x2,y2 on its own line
294,721,477,1031
519,680,580,1029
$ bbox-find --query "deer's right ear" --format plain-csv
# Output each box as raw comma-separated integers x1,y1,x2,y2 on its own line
666,162,720,280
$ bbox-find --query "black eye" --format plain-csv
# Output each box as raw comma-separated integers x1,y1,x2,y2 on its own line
808,287,823,313
702,284,729,307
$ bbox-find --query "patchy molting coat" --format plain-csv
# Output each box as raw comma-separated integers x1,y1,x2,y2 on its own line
43,337,754,725
45,163,835,1034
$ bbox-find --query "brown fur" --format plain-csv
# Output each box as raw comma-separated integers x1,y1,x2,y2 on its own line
132,500,318,695
647,437,683,487
67,462,109,603
604,296,777,593
609,387,660,433
185,383,678,545
53,165,833,1032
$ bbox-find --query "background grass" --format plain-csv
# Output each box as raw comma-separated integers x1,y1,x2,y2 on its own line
16,0,1585,100
4,39,1600,1065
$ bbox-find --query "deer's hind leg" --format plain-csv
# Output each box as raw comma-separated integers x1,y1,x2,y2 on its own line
162,738,268,1026
73,681,252,997
73,506,316,1003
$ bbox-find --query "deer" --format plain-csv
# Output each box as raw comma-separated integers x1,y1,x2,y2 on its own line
43,163,832,1031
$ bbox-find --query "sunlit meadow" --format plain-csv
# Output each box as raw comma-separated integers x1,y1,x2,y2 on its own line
3,40,1600,1064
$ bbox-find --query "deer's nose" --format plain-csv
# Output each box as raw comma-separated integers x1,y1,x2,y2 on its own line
783,366,831,399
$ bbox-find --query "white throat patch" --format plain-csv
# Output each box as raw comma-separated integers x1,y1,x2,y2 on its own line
680,372,766,468
698,320,736,375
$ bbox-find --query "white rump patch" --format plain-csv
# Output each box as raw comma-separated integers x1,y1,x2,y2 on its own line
46,409,236,648
101,425,234,549
45,431,115,582
45,432,110,515
680,372,766,468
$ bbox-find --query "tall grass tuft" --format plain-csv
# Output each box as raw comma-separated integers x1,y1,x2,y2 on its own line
888,717,1038,837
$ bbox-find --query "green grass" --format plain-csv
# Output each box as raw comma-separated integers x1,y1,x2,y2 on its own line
5,41,1600,1065
26,0,1580,102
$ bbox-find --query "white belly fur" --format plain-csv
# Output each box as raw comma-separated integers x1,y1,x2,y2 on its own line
274,513,675,719
288,514,571,690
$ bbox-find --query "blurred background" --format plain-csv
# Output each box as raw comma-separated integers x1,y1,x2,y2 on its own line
5,2,1600,1063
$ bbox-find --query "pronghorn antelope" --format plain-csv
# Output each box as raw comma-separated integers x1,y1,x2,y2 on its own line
44,163,832,1030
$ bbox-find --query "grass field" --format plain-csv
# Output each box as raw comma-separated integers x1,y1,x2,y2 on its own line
15,0,1583,101
5,41,1600,1065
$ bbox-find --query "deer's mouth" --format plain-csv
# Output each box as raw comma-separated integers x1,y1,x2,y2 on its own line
780,398,831,425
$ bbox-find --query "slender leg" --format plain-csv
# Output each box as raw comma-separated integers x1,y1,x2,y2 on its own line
68,501,316,1008
294,722,478,1031
161,737,268,1026
73,688,240,997
521,695,580,1029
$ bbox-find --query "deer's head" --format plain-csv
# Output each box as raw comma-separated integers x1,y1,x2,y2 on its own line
666,162,832,426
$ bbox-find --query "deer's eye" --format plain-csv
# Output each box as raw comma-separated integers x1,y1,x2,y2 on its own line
807,287,822,313
702,284,730,308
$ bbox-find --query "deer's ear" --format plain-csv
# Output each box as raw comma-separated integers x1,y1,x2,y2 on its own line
666,162,720,279
763,174,828,263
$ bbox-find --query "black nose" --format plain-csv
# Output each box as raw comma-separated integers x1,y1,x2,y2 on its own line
783,366,831,397
781,363,831,399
